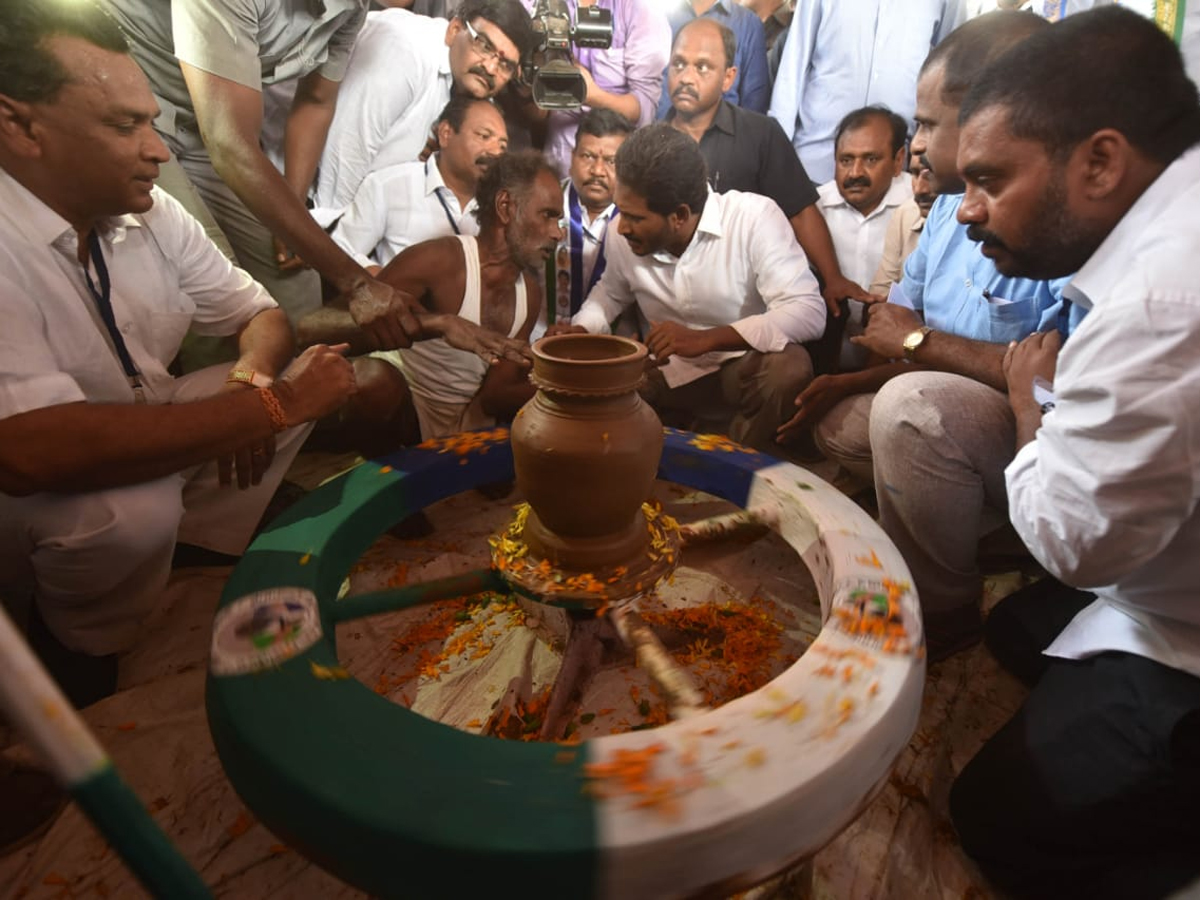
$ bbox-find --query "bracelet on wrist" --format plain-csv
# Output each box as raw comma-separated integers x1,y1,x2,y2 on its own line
256,386,288,433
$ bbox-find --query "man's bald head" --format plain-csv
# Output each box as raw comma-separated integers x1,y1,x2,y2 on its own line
673,17,736,70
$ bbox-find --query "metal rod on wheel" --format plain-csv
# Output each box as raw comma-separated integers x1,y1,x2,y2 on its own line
608,604,706,719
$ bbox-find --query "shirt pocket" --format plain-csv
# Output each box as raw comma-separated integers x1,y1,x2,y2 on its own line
984,293,1046,344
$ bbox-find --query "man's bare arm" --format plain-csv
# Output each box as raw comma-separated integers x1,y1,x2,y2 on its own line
851,303,1008,391
789,205,877,314
0,345,354,496
180,63,369,294
229,307,296,378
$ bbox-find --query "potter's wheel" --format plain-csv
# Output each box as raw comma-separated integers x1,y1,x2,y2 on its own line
206,428,926,900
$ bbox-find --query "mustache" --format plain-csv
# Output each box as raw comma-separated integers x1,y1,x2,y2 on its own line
966,224,1008,250
672,86,698,100
583,177,609,188
468,66,495,90
474,153,500,168
842,176,872,190
914,192,937,205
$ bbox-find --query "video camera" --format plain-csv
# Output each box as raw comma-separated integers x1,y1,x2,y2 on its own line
521,0,613,110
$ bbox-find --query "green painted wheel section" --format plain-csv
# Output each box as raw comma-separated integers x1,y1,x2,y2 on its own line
208,438,598,899
207,431,784,899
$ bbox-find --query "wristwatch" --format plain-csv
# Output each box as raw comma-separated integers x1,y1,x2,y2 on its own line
226,368,274,389
902,326,933,361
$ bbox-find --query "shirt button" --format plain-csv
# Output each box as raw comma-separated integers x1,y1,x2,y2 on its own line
964,278,973,289
122,323,132,334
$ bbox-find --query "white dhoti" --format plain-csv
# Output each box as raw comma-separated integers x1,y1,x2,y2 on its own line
0,365,312,655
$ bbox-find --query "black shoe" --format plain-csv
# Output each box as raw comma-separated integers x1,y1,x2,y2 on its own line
924,604,984,663
0,762,66,855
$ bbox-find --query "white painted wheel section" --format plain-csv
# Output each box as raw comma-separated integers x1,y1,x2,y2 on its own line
595,460,925,899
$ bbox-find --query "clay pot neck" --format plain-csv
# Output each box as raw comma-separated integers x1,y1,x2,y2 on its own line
529,334,648,397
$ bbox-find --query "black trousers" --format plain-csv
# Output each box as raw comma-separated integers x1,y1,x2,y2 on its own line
950,581,1200,899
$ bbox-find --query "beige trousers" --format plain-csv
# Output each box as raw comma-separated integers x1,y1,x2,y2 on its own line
815,371,1016,613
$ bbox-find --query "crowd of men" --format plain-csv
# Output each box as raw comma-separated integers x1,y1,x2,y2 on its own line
1,0,1198,895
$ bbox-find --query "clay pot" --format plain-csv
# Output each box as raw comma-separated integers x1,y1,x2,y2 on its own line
511,334,663,570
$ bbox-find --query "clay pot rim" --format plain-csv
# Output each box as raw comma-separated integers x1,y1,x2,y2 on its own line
532,333,648,367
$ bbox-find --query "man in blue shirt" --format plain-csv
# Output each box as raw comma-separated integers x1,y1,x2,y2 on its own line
776,11,1071,658
656,0,770,117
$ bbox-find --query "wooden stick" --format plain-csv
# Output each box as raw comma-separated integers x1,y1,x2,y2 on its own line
608,605,706,719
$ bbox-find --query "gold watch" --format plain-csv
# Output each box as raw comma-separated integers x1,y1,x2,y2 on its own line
226,368,273,389
902,326,933,361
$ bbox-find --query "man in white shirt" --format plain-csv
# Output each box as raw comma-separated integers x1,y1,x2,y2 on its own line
0,2,356,709
313,1,535,218
768,0,968,185
945,10,1200,896
330,97,509,272
817,107,912,291
548,109,634,326
816,106,912,368
558,123,826,452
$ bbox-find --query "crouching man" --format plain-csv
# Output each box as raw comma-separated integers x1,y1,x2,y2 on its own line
554,122,826,453
0,1,355,707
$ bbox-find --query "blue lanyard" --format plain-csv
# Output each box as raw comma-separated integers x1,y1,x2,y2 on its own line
83,230,145,401
567,184,609,316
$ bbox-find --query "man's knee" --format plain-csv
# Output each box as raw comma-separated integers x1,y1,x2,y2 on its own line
23,480,183,652
350,356,413,422
868,371,941,456
46,481,182,581
757,343,815,399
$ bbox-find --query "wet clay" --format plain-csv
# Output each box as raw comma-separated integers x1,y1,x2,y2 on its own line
511,334,663,570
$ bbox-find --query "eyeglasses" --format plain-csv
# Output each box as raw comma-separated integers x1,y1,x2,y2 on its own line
576,150,617,169
463,19,518,79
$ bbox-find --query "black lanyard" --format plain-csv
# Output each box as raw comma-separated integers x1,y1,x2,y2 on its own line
83,230,145,401
429,157,461,235
435,189,461,235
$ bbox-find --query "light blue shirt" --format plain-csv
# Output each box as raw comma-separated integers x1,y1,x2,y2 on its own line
900,194,1077,343
768,0,967,184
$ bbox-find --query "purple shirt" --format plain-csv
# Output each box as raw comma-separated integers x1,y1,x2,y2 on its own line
526,0,671,173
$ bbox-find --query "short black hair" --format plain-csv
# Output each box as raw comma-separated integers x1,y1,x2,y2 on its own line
474,149,558,228
615,122,709,217
437,95,498,132
673,17,737,70
834,106,908,157
456,0,538,59
921,10,1048,105
575,108,634,143
0,0,128,103
961,7,1200,166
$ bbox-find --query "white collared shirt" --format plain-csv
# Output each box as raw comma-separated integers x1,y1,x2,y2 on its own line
573,189,825,387
0,171,275,414
1005,145,1200,680
816,174,913,289
312,10,455,216
331,155,479,270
